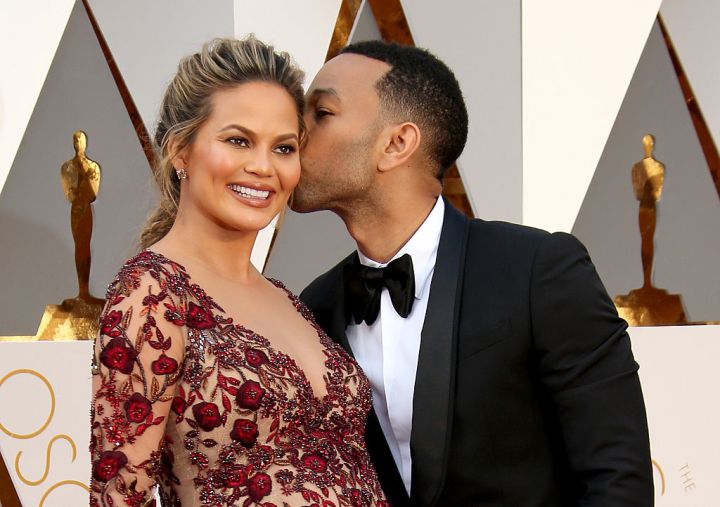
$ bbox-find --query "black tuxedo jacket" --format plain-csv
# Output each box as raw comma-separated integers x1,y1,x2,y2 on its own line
300,202,653,506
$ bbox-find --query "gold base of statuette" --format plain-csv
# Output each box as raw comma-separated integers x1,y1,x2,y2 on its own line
35,297,105,341
614,287,687,327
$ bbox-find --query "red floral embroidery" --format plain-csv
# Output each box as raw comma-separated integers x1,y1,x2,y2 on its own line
124,393,152,423
301,453,327,473
100,310,123,337
93,451,128,482
171,396,186,415
192,402,222,431
244,348,269,368
99,337,136,374
247,472,272,501
151,353,178,375
230,419,259,448
186,301,215,329
236,380,265,410
224,464,248,488
90,251,387,506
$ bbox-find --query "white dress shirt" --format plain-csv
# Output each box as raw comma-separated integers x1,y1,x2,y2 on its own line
347,197,445,495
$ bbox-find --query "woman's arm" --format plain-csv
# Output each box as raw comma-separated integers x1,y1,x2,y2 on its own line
90,270,185,507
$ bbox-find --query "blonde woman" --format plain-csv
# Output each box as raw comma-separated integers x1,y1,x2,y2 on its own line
89,37,388,507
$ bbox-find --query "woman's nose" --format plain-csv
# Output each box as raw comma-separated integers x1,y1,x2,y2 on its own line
244,150,272,177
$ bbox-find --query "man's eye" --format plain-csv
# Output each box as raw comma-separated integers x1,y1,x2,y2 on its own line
228,137,249,147
315,109,332,119
274,145,297,155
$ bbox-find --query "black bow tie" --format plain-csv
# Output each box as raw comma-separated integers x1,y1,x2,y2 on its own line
343,253,416,326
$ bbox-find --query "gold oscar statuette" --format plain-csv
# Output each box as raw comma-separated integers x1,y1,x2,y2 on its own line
0,131,107,342
614,134,687,326
34,130,106,340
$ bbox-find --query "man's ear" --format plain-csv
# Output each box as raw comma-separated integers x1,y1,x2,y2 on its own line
378,122,421,172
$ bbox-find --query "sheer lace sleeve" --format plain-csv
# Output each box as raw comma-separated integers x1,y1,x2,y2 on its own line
90,263,185,507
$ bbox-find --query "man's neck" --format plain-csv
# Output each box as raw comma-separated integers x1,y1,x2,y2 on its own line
343,194,440,264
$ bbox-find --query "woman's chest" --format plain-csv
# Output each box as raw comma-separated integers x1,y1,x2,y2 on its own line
174,319,371,439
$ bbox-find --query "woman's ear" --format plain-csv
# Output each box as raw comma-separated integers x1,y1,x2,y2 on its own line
377,122,421,173
169,137,189,170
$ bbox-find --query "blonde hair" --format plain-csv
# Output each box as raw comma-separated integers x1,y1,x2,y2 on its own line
139,36,305,249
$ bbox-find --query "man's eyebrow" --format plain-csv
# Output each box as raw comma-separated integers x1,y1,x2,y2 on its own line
308,88,340,101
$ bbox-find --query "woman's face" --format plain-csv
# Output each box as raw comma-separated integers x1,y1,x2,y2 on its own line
175,81,300,235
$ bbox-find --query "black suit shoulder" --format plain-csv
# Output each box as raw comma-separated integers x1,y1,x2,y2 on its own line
469,217,549,239
467,218,550,253
466,218,597,273
468,217,559,249
463,219,554,286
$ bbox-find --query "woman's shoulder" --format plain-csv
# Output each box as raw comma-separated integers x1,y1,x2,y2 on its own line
105,249,190,302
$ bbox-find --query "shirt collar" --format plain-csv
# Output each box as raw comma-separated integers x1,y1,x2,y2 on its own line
357,197,445,300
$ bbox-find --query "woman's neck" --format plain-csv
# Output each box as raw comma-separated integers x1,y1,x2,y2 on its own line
151,208,261,284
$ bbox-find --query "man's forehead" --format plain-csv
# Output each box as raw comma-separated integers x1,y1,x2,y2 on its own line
309,53,391,95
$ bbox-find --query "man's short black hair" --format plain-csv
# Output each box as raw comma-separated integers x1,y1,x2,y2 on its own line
339,40,468,180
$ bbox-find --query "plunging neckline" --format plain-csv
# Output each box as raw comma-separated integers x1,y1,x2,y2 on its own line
143,248,337,402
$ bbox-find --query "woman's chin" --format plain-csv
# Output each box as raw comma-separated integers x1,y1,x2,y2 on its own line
221,212,281,235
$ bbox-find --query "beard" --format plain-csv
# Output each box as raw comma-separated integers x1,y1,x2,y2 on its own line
292,135,376,214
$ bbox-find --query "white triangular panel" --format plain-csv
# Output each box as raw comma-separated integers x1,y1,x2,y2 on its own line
234,0,342,270
522,0,662,232
661,0,720,154
0,0,75,195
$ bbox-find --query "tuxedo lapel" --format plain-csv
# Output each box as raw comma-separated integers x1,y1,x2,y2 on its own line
366,410,412,506
327,253,355,357
410,201,469,505
328,253,410,504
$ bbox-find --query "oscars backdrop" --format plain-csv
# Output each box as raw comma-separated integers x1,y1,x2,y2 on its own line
1,1,718,506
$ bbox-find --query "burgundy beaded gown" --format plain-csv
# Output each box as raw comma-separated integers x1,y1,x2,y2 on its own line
89,251,388,507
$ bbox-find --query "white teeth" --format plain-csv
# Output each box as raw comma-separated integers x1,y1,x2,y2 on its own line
228,184,270,199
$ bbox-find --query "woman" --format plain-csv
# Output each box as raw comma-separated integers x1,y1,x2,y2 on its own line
90,37,388,507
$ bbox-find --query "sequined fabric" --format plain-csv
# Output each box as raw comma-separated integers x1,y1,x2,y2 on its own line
89,251,388,507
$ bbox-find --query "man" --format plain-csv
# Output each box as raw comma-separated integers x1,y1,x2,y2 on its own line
294,41,653,506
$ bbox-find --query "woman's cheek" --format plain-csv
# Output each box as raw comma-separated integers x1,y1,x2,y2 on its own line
279,159,301,190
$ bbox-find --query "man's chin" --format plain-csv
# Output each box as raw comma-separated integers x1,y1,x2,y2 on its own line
289,202,312,214
289,193,320,214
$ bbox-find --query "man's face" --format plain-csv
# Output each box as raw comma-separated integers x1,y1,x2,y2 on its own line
292,54,391,213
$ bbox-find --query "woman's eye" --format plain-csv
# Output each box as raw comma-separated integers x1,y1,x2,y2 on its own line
274,144,297,155
228,137,249,147
315,108,332,120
